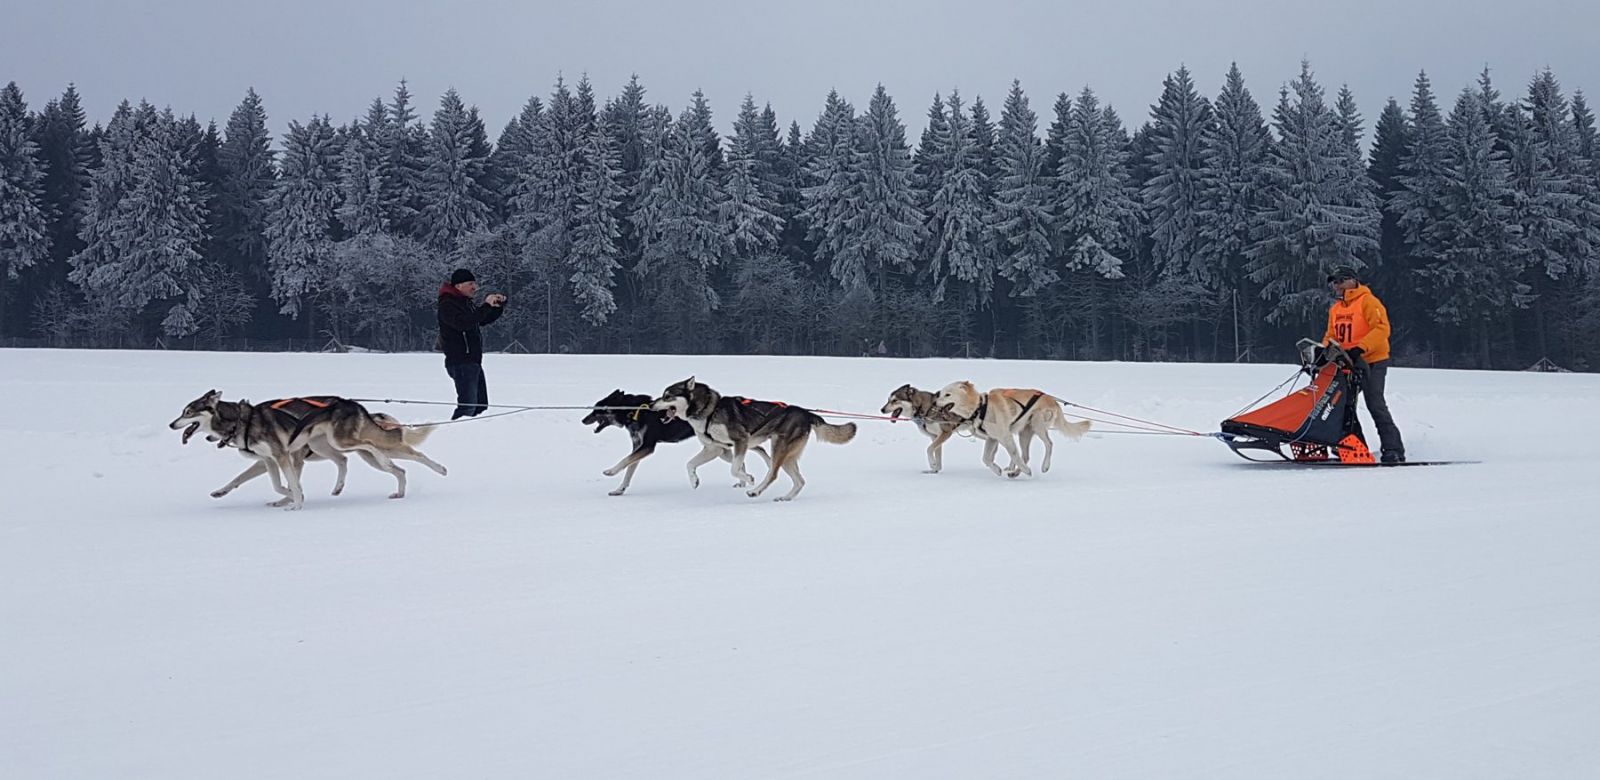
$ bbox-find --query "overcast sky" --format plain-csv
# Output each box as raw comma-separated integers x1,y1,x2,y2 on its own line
7,0,1598,145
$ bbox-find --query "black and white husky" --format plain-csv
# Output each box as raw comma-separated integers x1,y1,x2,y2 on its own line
651,377,856,501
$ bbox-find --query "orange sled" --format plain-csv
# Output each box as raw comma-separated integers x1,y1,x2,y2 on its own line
1219,340,1376,463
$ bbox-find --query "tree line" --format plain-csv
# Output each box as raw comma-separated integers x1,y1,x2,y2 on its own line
1,61,1597,369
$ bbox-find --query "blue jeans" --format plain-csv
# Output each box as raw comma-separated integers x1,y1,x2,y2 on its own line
446,363,488,419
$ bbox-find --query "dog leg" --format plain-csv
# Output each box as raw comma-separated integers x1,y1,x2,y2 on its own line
997,433,1028,479
729,442,757,488
307,437,349,496
747,440,792,499
389,445,448,477
339,444,407,498
925,429,952,474
280,453,308,510
212,461,268,498
717,445,772,471
610,462,641,497
981,439,1003,476
604,445,652,477
774,456,806,501
1039,426,1055,473
261,457,296,506
749,445,773,470
685,443,722,489
361,448,408,499
606,443,655,495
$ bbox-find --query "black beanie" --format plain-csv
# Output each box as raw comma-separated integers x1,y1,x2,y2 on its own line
450,268,477,285
1326,266,1359,283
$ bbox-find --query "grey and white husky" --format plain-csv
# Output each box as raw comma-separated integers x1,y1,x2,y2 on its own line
880,383,970,473
651,377,856,501
169,390,445,509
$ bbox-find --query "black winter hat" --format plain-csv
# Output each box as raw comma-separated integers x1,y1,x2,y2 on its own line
450,268,477,285
1326,266,1359,283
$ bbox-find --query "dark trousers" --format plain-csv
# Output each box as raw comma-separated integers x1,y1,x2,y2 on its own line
1355,360,1405,456
446,363,488,419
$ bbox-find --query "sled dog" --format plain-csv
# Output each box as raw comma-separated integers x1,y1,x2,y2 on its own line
651,377,855,501
880,383,971,473
582,389,771,496
170,391,445,509
935,381,1091,478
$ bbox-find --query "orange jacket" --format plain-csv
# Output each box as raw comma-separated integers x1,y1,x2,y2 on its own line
1323,284,1391,363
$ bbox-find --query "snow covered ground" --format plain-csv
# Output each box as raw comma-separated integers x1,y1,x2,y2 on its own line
2,348,1597,778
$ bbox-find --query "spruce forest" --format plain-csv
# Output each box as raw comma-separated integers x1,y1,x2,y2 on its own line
1,62,1597,369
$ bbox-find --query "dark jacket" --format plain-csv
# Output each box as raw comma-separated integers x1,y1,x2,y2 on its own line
437,283,505,365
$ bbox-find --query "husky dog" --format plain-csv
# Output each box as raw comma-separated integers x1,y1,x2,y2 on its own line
582,389,772,496
880,383,970,473
651,377,856,501
170,391,445,509
171,392,377,505
935,381,1091,478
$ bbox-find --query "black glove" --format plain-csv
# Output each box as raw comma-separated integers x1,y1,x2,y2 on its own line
1345,347,1369,375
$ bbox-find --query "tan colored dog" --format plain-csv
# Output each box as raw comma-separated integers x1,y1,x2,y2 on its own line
935,381,1091,478
880,383,969,473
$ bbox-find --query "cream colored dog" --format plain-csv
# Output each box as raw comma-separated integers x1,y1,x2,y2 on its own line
935,381,1091,478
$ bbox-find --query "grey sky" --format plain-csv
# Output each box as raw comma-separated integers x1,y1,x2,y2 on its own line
7,0,1598,145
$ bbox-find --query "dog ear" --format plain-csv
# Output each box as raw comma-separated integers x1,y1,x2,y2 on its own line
685,376,696,391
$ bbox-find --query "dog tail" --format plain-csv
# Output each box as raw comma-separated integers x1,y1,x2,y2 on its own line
400,421,435,447
813,419,857,445
1053,412,1092,441
370,411,435,446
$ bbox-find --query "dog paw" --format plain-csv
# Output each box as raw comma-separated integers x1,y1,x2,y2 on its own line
922,468,940,474
211,489,230,499
773,495,794,502
689,477,700,489
331,487,344,496
602,468,619,477
388,492,404,500
746,489,762,498
268,497,292,507
437,466,448,476
608,488,626,497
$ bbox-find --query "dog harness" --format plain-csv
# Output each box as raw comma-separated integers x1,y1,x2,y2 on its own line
269,397,333,410
967,392,1043,435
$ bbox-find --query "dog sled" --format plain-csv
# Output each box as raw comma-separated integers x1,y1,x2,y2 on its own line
1218,339,1462,467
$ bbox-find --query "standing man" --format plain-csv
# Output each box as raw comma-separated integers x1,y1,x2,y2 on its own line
438,268,507,419
1324,266,1405,463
